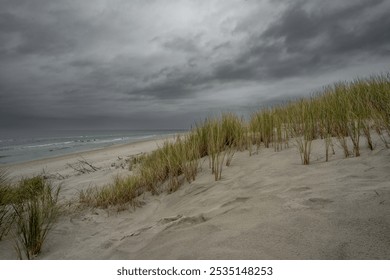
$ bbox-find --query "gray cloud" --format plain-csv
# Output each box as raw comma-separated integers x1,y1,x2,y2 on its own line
224,0,390,81
1,0,390,131
161,34,203,53
263,0,390,54
122,0,390,101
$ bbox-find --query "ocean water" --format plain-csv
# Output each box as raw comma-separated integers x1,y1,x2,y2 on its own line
0,129,183,165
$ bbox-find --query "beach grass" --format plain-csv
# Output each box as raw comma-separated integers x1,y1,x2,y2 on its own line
80,73,390,208
80,175,141,209
0,174,61,259
0,169,13,240
12,179,61,260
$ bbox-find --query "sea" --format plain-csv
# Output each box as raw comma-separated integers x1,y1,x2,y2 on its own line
0,129,184,165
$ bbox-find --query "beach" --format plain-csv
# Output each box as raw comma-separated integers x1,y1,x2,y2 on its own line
1,133,389,259
0,136,175,200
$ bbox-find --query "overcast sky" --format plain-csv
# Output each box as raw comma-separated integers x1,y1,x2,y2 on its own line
1,0,390,131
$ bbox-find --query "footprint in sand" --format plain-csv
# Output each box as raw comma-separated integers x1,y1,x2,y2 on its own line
120,225,153,240
100,238,118,249
221,197,250,208
163,214,208,230
121,214,208,240
285,197,333,210
303,197,333,208
158,214,183,225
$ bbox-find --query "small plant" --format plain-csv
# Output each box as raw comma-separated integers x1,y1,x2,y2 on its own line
221,113,245,165
317,90,335,162
287,99,315,165
12,176,61,259
0,169,13,240
206,120,225,180
0,205,13,241
225,146,235,166
12,176,46,203
180,134,200,183
80,175,141,209
129,153,146,171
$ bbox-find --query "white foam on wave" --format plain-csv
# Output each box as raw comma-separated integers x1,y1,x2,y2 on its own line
24,141,74,149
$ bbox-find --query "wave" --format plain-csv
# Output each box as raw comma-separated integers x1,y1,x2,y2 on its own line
25,141,74,149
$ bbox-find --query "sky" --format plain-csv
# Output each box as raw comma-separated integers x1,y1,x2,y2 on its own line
1,0,390,132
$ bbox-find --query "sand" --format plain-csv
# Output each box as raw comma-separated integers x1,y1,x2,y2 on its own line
0,135,389,259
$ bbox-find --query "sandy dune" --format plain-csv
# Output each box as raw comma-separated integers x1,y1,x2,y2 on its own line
1,135,389,259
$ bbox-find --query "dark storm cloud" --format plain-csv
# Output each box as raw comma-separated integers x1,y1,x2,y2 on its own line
130,63,212,100
127,0,390,100
0,9,75,57
161,34,203,54
262,0,390,56
217,0,390,81
1,0,390,131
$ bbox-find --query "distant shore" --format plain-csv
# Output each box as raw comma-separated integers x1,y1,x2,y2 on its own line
0,130,183,165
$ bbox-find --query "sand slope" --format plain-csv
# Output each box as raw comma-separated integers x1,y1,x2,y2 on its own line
1,136,389,259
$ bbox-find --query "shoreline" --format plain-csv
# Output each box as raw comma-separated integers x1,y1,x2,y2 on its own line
2,134,178,185
0,130,185,167
2,133,178,169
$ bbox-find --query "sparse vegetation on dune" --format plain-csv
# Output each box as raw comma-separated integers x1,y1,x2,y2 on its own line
250,74,390,164
79,73,390,209
0,173,61,259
